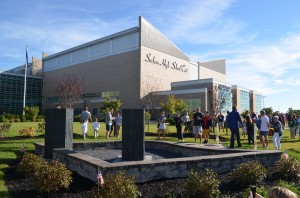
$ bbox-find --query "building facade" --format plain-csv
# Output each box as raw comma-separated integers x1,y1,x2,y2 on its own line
0,58,43,114
2,16,264,116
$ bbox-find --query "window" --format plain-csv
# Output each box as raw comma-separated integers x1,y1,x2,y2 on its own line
255,94,262,114
74,108,82,116
184,99,201,112
92,108,98,116
240,90,250,113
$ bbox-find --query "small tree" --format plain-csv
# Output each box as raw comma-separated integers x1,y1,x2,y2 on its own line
160,95,187,117
140,75,163,131
24,106,39,122
101,98,122,114
56,75,83,108
262,107,273,116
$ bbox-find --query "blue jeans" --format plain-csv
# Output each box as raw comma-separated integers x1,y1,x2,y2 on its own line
230,128,241,148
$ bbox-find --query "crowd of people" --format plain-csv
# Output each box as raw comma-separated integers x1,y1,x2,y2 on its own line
77,105,300,149
155,106,300,149
79,107,122,140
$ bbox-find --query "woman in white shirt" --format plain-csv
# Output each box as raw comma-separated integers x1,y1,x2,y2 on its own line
158,112,167,140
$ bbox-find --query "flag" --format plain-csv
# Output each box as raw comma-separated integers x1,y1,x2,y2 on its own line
25,46,28,67
97,171,104,185
20,144,25,153
283,150,289,159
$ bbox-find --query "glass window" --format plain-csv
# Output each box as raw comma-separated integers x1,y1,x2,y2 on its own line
92,108,97,116
240,90,250,113
74,108,82,116
218,85,232,113
255,94,262,114
184,99,201,112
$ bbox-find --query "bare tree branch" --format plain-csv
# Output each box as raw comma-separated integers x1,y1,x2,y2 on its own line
140,75,163,116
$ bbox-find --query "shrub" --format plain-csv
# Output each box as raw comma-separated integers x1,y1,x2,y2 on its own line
34,160,72,193
14,118,20,122
19,127,35,137
0,115,6,122
24,106,39,122
73,115,80,122
0,123,11,137
17,152,47,177
273,157,300,182
98,171,139,198
166,118,175,125
37,122,45,134
228,161,267,188
185,169,220,198
20,115,26,122
5,113,15,121
36,115,45,122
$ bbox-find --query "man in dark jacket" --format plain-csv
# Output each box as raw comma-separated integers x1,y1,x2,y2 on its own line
227,106,243,148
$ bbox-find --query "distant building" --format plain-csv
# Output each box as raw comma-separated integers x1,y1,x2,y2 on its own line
0,57,43,114
250,90,263,114
231,85,263,114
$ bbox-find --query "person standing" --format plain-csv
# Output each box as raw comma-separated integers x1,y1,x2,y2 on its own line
288,115,296,139
158,112,167,140
80,107,92,140
92,118,100,138
245,115,254,145
202,111,212,144
115,112,122,137
259,110,270,148
182,112,190,133
272,116,283,150
105,108,114,139
297,115,300,139
174,112,184,141
193,107,203,143
227,106,243,148
225,111,230,135
217,112,225,132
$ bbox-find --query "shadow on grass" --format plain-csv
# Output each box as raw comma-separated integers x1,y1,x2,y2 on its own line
0,190,9,198
0,135,44,141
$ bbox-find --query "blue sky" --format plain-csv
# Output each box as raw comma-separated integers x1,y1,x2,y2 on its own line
1,0,299,112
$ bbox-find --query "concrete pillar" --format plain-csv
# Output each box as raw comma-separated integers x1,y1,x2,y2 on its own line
44,108,73,159
122,109,145,161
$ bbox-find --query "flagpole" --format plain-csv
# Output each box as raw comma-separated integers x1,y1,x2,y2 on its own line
22,46,28,116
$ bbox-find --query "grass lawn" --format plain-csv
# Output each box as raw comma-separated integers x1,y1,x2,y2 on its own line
0,122,299,196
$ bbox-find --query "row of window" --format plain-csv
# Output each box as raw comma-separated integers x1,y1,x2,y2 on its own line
74,108,98,116
0,74,43,114
46,91,120,103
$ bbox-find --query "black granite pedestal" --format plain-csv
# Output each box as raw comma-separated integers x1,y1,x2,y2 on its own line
122,109,145,161
44,108,73,159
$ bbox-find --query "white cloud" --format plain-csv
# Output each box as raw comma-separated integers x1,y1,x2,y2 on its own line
148,0,255,45
189,33,300,95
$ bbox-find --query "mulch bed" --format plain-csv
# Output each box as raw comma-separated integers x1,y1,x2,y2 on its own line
4,159,299,198
4,160,240,198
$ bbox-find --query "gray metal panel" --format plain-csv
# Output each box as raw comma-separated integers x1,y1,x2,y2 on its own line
140,16,189,62
200,59,226,74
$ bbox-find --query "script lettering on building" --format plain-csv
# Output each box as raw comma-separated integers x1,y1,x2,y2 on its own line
145,53,188,73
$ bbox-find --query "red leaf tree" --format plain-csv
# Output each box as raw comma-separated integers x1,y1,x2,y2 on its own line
55,75,83,108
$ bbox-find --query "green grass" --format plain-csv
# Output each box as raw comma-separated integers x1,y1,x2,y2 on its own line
0,122,300,196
